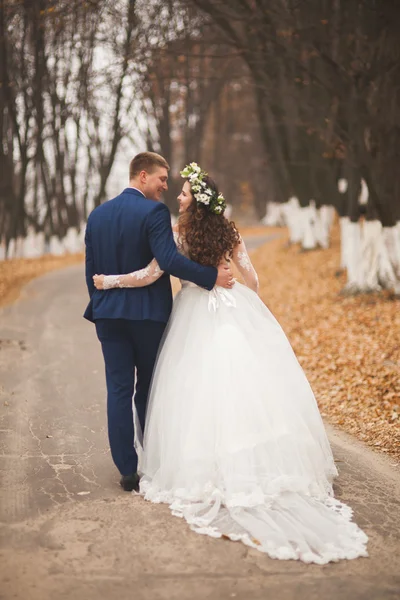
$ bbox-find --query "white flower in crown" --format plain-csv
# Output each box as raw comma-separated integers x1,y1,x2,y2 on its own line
180,162,227,215
197,193,210,205
189,162,201,173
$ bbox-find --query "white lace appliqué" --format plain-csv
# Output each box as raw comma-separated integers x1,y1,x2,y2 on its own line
103,275,122,289
101,260,163,289
130,262,163,281
237,251,252,271
153,264,162,278
133,266,152,280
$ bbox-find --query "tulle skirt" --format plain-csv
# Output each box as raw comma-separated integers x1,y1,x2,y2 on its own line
136,282,368,564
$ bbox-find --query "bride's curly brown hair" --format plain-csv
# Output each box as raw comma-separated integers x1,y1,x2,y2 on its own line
178,175,240,267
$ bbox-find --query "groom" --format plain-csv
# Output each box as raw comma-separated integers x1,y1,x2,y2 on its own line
84,152,233,491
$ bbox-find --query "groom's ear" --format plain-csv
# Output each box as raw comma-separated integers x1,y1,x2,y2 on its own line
139,170,148,184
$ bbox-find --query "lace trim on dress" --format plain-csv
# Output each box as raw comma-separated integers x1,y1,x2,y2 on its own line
237,251,252,271
139,478,368,565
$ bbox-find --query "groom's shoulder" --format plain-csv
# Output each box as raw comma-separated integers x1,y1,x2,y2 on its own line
88,195,118,218
87,193,170,222
117,189,165,213
87,191,130,220
139,198,171,220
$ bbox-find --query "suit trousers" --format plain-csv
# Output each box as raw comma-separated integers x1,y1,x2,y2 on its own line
95,318,166,476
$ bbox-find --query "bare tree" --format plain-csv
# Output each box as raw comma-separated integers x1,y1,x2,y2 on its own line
0,0,144,252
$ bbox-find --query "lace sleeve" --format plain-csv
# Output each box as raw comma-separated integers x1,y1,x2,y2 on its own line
102,258,164,289
232,237,259,294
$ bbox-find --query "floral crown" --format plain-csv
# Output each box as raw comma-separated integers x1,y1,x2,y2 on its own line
180,162,226,215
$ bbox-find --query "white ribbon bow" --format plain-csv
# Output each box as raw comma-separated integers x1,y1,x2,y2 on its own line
208,286,237,312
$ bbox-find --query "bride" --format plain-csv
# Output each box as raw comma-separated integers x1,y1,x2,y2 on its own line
93,162,368,564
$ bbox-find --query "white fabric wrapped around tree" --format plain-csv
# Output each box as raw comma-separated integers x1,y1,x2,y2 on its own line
7,238,15,258
282,199,333,249
360,220,382,291
379,226,400,294
343,220,380,293
342,221,363,291
282,197,302,244
78,223,86,250
382,226,400,279
63,227,83,253
13,237,24,258
49,235,65,256
300,204,318,250
4,237,23,258
317,205,335,249
35,232,46,257
342,220,400,294
3,225,86,260
339,217,351,270
261,202,285,226
22,229,45,258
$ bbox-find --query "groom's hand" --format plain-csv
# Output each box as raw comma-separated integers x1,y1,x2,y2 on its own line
216,264,234,289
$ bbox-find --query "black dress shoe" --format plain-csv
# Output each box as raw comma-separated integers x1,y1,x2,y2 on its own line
120,472,140,492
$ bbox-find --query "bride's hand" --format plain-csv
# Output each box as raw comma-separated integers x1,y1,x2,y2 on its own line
93,274,105,290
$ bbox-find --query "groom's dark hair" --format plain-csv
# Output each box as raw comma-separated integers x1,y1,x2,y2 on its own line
129,152,170,179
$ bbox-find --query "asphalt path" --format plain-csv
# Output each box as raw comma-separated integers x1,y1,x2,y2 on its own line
0,235,399,600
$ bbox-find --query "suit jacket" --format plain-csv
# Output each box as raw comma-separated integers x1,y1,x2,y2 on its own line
83,188,217,323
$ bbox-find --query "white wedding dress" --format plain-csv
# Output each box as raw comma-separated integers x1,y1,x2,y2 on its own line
103,233,368,564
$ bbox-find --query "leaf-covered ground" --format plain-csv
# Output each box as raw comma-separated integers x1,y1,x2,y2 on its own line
0,253,84,308
250,225,400,461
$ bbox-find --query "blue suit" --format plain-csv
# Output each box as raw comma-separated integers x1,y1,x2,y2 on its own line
84,188,217,476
